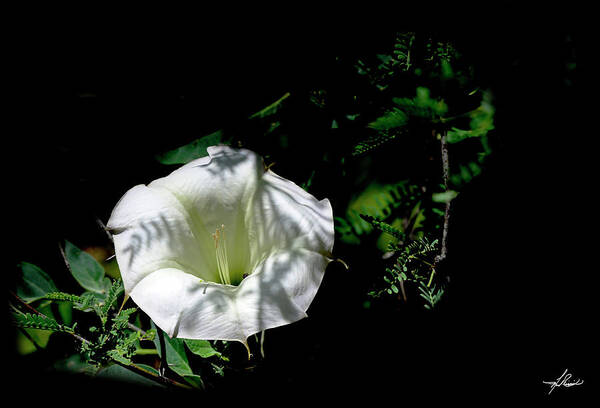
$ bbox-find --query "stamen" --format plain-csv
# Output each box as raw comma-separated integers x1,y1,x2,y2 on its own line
212,224,231,285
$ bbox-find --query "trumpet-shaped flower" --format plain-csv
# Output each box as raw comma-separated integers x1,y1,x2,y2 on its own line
107,146,334,351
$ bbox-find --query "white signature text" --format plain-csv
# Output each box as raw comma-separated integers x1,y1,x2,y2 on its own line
542,369,584,395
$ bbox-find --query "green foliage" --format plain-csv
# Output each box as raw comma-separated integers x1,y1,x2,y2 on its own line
12,312,75,334
156,92,291,166
15,262,58,303
368,235,445,309
368,108,408,130
447,91,495,144
359,214,405,241
153,326,204,389
352,129,401,157
335,180,427,249
392,87,449,119
96,363,165,388
248,92,290,119
100,279,124,323
155,130,227,165
12,238,237,390
432,190,459,203
185,339,229,361
418,282,445,310
63,240,111,295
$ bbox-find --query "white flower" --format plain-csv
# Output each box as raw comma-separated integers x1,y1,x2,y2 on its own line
107,146,334,352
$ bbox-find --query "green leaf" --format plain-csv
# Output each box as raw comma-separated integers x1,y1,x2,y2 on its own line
155,131,225,165
368,108,408,130
352,129,400,156
432,190,459,203
392,87,448,119
249,92,290,119
152,324,202,387
359,214,405,240
185,339,223,359
101,279,124,317
96,364,165,388
447,92,495,144
15,262,58,303
12,312,74,334
64,241,108,294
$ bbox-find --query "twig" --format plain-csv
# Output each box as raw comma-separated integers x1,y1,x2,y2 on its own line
9,291,47,317
434,130,451,267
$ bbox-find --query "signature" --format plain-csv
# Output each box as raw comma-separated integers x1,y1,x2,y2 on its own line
542,369,584,395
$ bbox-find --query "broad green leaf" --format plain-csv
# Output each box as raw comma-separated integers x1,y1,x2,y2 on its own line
156,131,225,165
152,323,202,387
96,364,165,388
64,241,108,294
15,262,58,303
16,328,52,354
183,374,204,389
185,339,220,358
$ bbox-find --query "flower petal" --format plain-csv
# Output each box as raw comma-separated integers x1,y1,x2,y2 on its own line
107,185,218,292
131,248,328,343
247,169,334,270
148,146,264,284
130,268,243,339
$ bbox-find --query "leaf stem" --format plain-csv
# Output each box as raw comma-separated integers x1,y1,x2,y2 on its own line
134,348,159,355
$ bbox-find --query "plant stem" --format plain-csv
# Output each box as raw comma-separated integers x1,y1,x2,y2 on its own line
434,130,451,267
427,268,436,288
134,348,159,355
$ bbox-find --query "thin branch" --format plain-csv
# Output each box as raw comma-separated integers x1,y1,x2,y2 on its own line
434,130,451,267
9,291,48,317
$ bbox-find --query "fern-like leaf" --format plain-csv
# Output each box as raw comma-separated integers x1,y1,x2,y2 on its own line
43,292,84,303
359,214,405,240
352,129,403,156
12,312,74,334
101,279,124,317
368,108,408,130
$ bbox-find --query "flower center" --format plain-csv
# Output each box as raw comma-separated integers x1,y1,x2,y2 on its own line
212,224,232,285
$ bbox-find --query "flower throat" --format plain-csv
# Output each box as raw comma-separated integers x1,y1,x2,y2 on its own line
212,225,232,285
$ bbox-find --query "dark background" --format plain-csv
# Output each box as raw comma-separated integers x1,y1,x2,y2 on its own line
9,9,583,403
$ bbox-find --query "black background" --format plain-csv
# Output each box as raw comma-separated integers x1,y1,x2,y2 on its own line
8,7,584,404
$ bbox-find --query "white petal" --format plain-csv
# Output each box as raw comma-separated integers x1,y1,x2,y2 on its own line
107,185,218,292
131,248,328,342
130,268,243,339
148,146,264,284
247,169,334,270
